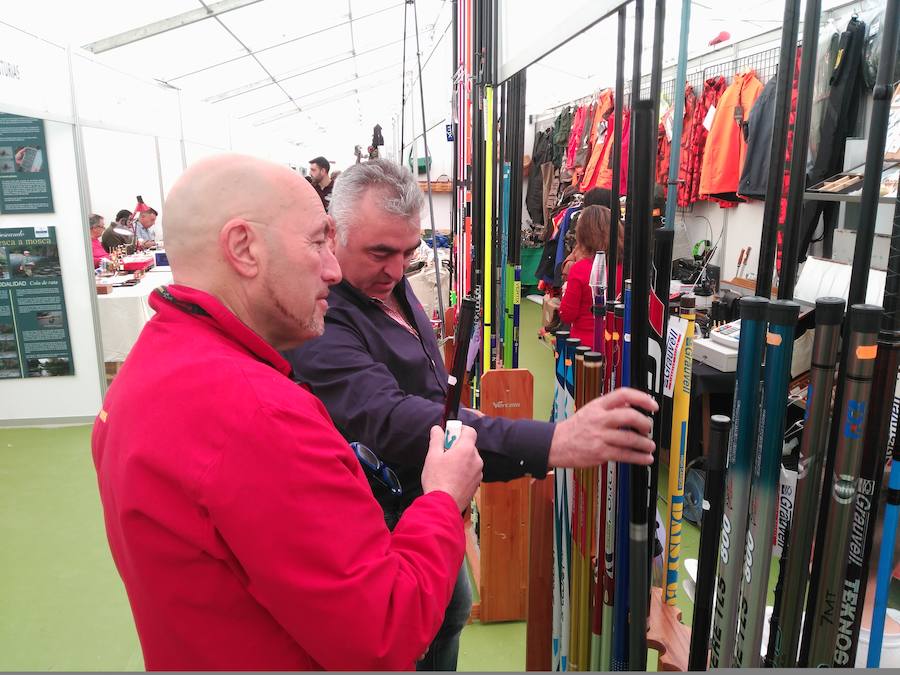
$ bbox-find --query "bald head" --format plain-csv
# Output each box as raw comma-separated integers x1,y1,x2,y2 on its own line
159,154,341,350
164,154,323,286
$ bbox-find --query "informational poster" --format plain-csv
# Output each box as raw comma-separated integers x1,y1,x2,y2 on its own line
0,226,73,378
0,112,54,214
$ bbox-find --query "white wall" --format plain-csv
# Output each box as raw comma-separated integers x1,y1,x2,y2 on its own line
0,21,312,424
81,127,164,226
0,24,105,423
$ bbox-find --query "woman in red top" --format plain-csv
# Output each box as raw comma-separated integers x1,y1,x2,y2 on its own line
559,205,623,349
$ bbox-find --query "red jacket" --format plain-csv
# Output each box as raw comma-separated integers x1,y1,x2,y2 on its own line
92,284,465,671
559,258,622,349
91,237,107,266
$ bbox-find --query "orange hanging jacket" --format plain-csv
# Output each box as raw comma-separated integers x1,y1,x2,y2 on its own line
699,70,764,204
578,90,615,191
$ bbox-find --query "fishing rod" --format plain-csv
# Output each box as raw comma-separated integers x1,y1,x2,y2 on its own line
688,414,731,671
765,297,844,667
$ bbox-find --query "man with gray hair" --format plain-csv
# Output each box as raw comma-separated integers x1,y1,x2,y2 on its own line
285,158,657,671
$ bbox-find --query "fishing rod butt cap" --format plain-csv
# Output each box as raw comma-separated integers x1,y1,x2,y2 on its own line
710,414,731,431
585,351,602,362
814,297,845,325
680,295,696,310
767,299,801,326
849,304,883,333
738,295,770,322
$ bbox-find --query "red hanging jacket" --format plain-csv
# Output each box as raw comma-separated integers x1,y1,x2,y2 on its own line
687,76,728,205
677,84,698,207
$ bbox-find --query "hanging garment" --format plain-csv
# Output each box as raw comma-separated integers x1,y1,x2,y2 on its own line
740,46,803,205
542,162,561,227
656,104,675,196
526,128,553,225
699,70,765,204
677,84,699,207
574,101,597,168
584,108,631,193
808,25,842,172
579,90,615,190
797,16,867,262
737,76,778,199
553,207,581,287
552,108,574,168
565,105,588,170
776,47,803,277
687,77,728,205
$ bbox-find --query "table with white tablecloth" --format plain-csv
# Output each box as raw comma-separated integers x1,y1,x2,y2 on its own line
97,269,173,362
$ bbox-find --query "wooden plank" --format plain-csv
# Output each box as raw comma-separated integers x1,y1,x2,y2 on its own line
478,369,533,623
526,474,554,671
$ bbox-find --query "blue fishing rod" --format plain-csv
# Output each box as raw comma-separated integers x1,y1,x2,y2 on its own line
708,296,769,667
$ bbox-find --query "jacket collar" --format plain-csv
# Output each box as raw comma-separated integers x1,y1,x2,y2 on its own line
150,284,293,377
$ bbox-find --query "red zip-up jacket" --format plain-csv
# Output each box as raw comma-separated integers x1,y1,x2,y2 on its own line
92,284,465,671
559,258,623,349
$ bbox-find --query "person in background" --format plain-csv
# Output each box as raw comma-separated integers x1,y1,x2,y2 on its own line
91,154,484,670
19,250,35,277
89,214,108,268
285,159,657,671
308,156,333,210
102,209,133,252
134,207,158,248
559,205,623,349
330,169,342,183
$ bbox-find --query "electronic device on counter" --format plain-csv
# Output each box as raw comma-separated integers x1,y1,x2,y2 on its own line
693,336,738,372
154,250,170,271
709,319,741,349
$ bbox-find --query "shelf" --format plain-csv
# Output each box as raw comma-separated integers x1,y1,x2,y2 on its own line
804,191,897,204
418,181,452,193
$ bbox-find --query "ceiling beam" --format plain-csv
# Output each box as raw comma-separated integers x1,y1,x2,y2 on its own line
82,0,263,53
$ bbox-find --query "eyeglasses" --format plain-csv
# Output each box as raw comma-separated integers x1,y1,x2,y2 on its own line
350,442,402,496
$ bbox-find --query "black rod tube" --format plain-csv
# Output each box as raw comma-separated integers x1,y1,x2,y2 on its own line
802,5,900,661
443,297,478,424
846,0,900,307
777,0,822,299
649,0,665,122
608,5,626,296
754,0,801,297
837,1,900,662
628,99,655,671
688,415,732,671
624,0,643,282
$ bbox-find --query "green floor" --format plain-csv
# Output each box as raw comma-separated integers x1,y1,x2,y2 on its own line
1,298,896,670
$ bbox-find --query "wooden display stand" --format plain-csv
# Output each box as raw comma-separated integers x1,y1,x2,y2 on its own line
476,368,533,623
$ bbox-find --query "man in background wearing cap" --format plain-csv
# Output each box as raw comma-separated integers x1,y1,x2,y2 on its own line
309,156,333,210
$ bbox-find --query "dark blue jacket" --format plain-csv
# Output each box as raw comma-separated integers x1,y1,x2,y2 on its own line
284,279,553,511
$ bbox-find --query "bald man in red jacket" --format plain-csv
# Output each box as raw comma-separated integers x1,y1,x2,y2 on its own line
91,155,484,670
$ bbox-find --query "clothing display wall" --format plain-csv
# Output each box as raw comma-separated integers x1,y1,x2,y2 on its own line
524,8,883,285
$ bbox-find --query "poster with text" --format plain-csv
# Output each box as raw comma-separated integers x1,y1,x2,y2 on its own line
0,112,54,214
0,226,73,379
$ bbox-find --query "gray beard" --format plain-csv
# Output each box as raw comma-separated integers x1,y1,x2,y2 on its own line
264,275,322,341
